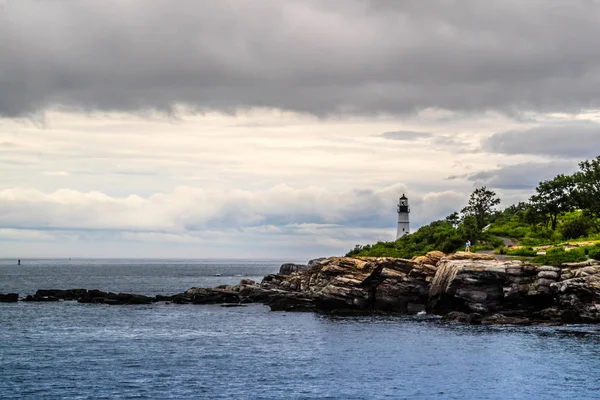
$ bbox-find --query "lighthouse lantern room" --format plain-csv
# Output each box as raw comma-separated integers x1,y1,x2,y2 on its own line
396,194,410,239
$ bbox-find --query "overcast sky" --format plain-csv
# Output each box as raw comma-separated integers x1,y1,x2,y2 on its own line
2,0,600,260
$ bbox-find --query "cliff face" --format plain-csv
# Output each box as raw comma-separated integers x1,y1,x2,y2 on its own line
258,252,600,324
260,256,437,313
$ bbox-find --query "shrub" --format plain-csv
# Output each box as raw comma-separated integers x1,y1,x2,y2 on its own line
506,247,537,257
487,236,505,248
561,217,591,240
534,247,586,266
495,246,507,255
588,245,600,261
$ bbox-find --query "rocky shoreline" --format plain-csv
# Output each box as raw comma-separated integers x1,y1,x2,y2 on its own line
2,252,599,325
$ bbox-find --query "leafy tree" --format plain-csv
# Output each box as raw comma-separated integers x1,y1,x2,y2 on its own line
458,215,479,243
461,186,501,231
499,202,531,224
529,174,575,230
573,155,600,231
445,212,460,227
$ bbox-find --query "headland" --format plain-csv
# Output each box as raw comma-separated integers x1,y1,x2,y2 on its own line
2,251,599,325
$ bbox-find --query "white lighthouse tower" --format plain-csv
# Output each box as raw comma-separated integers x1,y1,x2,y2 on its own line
396,194,410,239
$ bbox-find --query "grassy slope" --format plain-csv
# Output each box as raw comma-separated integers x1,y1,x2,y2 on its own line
347,210,600,265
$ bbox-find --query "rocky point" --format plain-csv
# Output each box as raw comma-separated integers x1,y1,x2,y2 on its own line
2,251,599,324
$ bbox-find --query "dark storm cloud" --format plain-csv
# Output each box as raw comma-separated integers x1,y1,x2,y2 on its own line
381,131,432,140
484,121,600,158
3,0,600,117
465,161,579,190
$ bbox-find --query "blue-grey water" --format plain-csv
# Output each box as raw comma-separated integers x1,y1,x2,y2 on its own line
1,259,600,399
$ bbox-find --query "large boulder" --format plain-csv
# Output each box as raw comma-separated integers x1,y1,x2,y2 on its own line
551,267,600,322
413,251,445,265
446,251,495,261
278,263,309,275
428,258,554,316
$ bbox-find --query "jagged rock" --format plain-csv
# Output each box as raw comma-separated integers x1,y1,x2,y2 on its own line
259,256,438,313
184,288,241,304
537,271,559,280
428,259,551,315
307,258,327,268
441,311,482,324
560,265,600,280
266,293,315,312
0,293,18,302
563,260,600,268
551,274,600,322
279,263,309,275
446,252,495,261
413,251,445,265
481,314,532,325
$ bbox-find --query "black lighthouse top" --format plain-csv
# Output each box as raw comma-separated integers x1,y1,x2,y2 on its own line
398,194,409,213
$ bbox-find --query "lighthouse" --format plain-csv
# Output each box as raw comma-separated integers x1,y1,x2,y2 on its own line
396,194,410,239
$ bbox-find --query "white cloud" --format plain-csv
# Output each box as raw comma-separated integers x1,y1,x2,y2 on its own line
0,109,591,258
0,183,468,257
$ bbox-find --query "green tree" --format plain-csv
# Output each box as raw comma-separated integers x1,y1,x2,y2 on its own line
445,212,460,227
458,215,480,243
573,155,600,231
461,186,501,231
529,174,575,230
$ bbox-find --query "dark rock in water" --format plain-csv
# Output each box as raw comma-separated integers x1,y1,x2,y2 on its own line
78,290,111,304
76,290,154,305
23,295,60,302
266,293,315,312
36,289,87,300
184,288,241,304
114,293,154,304
0,293,18,302
220,303,247,308
481,313,532,325
172,295,193,304
155,295,175,302
442,311,482,324
278,263,309,275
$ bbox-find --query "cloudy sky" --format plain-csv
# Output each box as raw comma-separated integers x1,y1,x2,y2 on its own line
2,0,600,260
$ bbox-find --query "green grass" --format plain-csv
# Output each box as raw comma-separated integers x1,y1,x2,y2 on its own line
533,247,587,266
505,247,537,257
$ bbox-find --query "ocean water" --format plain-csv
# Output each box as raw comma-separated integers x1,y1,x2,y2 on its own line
1,259,600,399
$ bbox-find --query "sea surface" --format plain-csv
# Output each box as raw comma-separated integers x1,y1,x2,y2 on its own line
1,259,600,400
